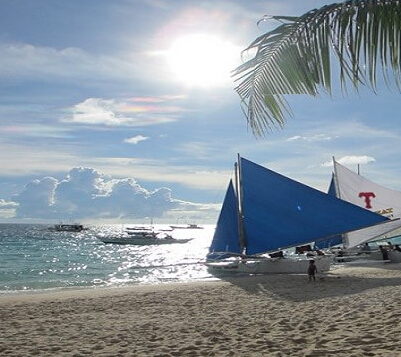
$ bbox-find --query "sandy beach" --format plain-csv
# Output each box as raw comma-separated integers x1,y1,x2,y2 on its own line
2,263,401,356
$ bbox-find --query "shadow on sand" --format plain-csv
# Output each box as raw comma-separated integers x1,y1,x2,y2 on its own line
208,262,401,302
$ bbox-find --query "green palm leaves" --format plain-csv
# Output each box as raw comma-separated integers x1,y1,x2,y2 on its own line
233,0,401,136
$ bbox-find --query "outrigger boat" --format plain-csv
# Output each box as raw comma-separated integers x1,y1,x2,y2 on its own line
50,223,85,232
97,229,192,245
206,155,390,275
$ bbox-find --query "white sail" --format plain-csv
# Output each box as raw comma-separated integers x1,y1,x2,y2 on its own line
333,160,401,248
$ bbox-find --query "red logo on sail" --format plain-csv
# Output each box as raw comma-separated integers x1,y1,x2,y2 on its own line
358,192,375,209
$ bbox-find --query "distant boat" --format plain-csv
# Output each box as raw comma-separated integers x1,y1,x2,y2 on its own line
50,223,85,232
206,155,389,275
126,225,153,231
125,225,173,233
97,230,192,245
125,225,158,234
170,224,203,230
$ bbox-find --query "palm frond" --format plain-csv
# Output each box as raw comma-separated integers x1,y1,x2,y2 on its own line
233,0,401,137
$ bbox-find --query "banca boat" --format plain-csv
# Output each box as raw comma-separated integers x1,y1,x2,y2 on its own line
206,155,390,275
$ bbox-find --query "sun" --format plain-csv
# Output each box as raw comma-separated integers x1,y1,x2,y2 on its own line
166,34,240,87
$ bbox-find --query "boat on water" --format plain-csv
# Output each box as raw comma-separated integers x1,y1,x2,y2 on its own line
125,225,153,231
206,155,390,275
170,224,203,230
126,225,173,233
50,223,86,232
97,230,193,245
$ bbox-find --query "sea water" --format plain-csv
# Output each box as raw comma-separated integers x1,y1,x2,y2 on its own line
0,224,215,293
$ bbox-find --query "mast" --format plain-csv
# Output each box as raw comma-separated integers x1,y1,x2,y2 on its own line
332,156,348,247
332,156,341,199
235,153,246,254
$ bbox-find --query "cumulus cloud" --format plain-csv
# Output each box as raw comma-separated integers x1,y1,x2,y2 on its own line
0,199,18,209
13,177,58,218
11,167,214,221
0,199,19,218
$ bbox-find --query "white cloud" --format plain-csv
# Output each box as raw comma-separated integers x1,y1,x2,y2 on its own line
322,155,376,167
10,167,220,222
286,134,334,142
12,177,58,218
63,97,182,127
0,199,18,209
67,98,126,126
338,156,376,165
0,199,18,219
124,135,149,144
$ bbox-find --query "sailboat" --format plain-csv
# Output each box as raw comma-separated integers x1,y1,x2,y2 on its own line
326,159,401,261
206,155,390,274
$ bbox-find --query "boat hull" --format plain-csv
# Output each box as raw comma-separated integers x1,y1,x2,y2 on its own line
98,236,193,245
206,255,333,275
170,224,203,229
50,224,85,232
333,249,401,263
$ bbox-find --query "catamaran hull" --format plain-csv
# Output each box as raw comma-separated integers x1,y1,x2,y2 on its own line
206,255,333,275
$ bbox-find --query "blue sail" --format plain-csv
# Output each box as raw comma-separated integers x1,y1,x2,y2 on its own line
240,158,389,255
314,174,343,248
327,174,337,196
208,180,241,256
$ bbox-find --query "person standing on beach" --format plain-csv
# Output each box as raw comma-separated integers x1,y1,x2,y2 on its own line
307,260,317,282
379,245,389,260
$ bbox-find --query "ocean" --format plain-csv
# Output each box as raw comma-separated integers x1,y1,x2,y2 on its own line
0,223,215,293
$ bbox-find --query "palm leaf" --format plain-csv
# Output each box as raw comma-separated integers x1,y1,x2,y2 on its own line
233,0,401,137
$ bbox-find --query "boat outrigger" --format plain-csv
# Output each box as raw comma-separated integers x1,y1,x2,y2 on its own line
206,155,390,275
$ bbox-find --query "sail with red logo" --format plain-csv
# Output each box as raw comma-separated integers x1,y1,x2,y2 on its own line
332,159,401,248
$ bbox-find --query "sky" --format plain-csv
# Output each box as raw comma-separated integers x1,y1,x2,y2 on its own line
1,0,401,224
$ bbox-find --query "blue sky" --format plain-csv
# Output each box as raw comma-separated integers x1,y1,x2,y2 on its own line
1,0,401,224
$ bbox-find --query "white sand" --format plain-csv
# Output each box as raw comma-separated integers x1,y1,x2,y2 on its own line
2,263,401,356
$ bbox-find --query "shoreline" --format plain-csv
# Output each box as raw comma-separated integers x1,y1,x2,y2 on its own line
2,263,401,356
1,262,400,303
0,260,397,301
0,278,222,304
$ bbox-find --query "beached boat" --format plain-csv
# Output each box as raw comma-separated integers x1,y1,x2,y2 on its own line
206,155,389,275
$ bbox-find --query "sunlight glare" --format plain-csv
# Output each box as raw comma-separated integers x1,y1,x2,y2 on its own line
166,34,239,87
